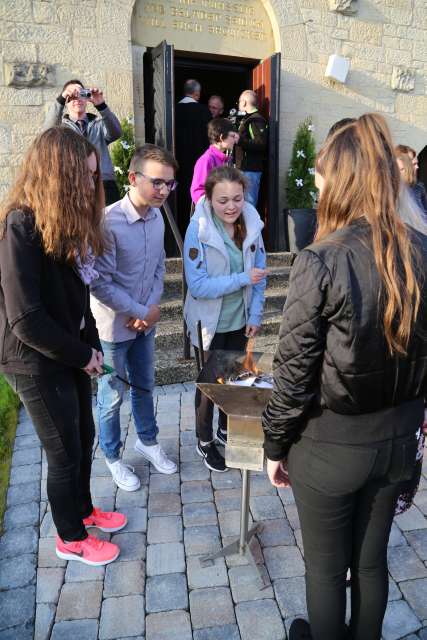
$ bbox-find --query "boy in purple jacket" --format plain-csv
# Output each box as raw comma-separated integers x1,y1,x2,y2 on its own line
190,118,239,204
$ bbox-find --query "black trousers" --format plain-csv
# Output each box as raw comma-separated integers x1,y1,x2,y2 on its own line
103,179,121,206
195,327,247,442
287,431,419,640
5,369,95,541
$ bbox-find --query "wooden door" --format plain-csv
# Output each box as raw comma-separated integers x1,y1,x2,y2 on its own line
252,53,282,250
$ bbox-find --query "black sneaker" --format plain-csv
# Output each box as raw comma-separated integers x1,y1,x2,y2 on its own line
196,441,227,473
216,427,227,446
289,619,312,640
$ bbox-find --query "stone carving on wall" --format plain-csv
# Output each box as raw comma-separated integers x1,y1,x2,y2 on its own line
391,66,416,92
328,0,358,15
5,62,55,87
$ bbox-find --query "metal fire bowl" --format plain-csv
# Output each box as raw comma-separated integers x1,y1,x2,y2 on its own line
196,350,273,471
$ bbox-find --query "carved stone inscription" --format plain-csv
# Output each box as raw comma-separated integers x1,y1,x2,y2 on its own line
5,62,55,87
391,66,416,92
328,0,358,15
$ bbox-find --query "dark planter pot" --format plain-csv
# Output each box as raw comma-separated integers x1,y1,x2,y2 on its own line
285,208,317,252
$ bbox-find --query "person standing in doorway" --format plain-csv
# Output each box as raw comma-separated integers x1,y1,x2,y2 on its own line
208,95,225,119
175,79,211,234
234,90,268,208
90,144,179,491
44,78,122,205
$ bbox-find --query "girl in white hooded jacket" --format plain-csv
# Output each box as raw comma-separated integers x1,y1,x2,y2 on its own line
184,165,267,472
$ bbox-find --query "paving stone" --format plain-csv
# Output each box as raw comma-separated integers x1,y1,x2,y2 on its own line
414,491,427,516
264,546,305,579
7,481,40,507
400,579,427,620
65,562,105,582
99,595,145,640
236,599,285,640
50,620,98,640
3,501,39,529
149,473,180,494
40,510,56,537
406,530,427,561
0,624,33,640
284,503,300,529
116,506,147,533
12,447,41,467
36,568,65,603
274,576,307,618
294,529,304,553
0,526,38,559
180,445,200,462
395,506,427,531
211,469,242,490
180,431,197,446
258,518,295,547
14,434,40,449
111,532,147,562
56,581,103,620
181,480,213,504
146,542,185,576
0,554,36,590
249,475,277,496
388,577,402,601
223,535,264,568
389,522,408,547
0,585,35,631
388,545,427,581
187,556,228,589
277,487,296,505
184,525,221,556
218,510,252,538
147,515,183,544
250,495,285,521
214,489,242,512
183,502,218,527
193,625,241,640
90,458,111,477
9,463,41,485
104,560,145,597
382,600,421,640
148,493,181,516
92,496,115,512
229,564,274,602
37,537,66,568
146,573,188,612
115,486,148,508
34,602,56,640
180,461,210,482
15,416,34,436
90,476,117,498
190,587,235,629
146,610,192,640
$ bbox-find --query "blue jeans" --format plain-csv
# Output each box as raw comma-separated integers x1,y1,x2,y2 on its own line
242,171,262,207
97,332,158,461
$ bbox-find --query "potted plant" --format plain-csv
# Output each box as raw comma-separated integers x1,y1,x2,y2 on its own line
110,116,136,197
285,117,317,252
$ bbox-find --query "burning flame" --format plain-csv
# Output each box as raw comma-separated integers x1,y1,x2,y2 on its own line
242,338,260,375
217,377,225,384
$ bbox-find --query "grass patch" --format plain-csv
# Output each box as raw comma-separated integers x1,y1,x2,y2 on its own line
0,375,20,533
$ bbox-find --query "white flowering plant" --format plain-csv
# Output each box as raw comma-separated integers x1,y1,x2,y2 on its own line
110,116,136,197
286,117,317,209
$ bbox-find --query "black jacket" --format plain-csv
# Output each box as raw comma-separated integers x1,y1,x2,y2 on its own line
0,209,101,375
262,219,427,460
235,111,268,172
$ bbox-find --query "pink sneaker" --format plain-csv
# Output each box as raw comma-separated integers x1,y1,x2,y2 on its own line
56,534,120,566
83,507,127,533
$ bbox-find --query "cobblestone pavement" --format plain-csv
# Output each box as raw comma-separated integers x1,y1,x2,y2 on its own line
2,384,427,639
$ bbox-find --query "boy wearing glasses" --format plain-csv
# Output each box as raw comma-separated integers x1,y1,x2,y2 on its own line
90,145,179,490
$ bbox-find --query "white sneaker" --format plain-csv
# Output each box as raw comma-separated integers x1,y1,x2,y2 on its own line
106,459,141,492
134,440,177,474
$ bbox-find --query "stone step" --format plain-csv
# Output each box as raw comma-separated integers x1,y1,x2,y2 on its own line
163,265,291,297
154,331,280,385
159,285,288,321
164,251,295,274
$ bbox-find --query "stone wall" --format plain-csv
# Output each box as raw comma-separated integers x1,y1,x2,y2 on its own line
0,0,426,204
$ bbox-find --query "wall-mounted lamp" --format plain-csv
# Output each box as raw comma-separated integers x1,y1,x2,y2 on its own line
325,54,350,83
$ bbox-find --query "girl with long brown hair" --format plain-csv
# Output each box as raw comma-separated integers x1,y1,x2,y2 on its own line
262,114,427,640
0,127,127,566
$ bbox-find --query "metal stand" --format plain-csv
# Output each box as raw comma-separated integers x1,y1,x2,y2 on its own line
199,469,271,589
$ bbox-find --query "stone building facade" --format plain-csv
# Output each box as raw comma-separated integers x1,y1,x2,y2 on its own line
0,0,426,203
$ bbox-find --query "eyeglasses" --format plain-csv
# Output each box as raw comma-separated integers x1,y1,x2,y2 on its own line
134,171,178,192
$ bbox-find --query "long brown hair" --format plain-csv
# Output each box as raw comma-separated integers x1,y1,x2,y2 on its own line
395,149,416,186
0,126,105,262
205,165,247,249
315,113,420,356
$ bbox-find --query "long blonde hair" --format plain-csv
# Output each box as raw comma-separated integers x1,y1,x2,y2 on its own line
0,126,105,262
315,113,420,356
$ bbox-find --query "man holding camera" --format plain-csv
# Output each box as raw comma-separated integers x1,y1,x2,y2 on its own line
44,79,122,205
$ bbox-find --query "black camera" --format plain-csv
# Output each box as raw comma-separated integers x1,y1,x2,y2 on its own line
228,108,245,127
